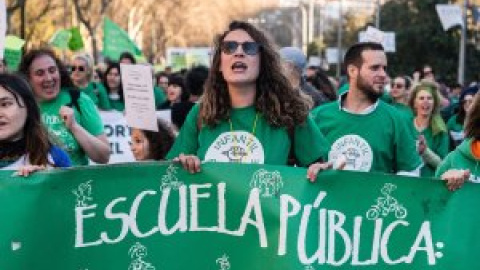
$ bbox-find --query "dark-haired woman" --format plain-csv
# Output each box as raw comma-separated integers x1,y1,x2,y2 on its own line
103,62,125,112
166,21,330,180
447,86,478,148
0,73,71,175
436,91,480,191
19,48,110,166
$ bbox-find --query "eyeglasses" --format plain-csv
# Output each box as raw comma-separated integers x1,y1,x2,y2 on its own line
71,66,86,72
391,83,405,88
220,41,260,56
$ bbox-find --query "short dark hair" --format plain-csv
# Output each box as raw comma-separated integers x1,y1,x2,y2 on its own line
142,119,175,160
19,48,75,89
168,74,189,102
343,42,384,78
119,51,136,64
185,65,209,96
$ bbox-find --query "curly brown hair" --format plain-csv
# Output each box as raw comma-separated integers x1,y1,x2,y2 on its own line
465,92,480,139
200,20,310,129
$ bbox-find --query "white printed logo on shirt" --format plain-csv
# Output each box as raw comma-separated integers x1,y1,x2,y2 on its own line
329,134,373,172
204,131,265,164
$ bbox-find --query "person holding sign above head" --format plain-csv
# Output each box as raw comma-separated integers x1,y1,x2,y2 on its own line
19,48,110,166
103,62,125,112
0,73,71,175
70,54,111,110
130,119,175,161
436,91,480,191
409,82,450,177
311,42,422,175
166,20,331,180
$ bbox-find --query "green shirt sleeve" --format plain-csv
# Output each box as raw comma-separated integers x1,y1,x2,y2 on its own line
294,114,330,166
394,110,423,172
166,104,200,159
76,92,105,136
95,83,112,111
435,152,454,177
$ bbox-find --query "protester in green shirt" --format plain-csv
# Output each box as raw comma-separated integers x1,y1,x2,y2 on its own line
167,21,331,180
409,82,449,177
446,86,478,148
390,75,414,119
71,54,111,110
103,62,125,111
19,48,110,166
436,91,480,191
312,42,422,175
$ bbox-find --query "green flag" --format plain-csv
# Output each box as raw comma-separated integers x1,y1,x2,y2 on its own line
49,29,72,49
68,27,84,51
1,162,480,269
3,35,25,70
103,17,143,61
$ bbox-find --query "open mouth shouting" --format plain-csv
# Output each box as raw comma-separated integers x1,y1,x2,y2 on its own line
232,62,248,73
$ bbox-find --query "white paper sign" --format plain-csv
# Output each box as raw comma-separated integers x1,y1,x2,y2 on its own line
359,31,396,53
436,4,463,31
0,0,7,59
121,64,158,132
326,48,340,64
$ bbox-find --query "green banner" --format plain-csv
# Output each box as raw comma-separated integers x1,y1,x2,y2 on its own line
68,27,84,51
49,29,72,49
0,162,479,269
4,35,25,70
102,17,143,61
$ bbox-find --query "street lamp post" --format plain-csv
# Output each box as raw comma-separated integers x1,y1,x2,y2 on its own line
336,0,344,79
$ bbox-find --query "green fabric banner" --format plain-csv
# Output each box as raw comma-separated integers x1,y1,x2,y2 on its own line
49,29,72,49
68,27,84,51
102,17,143,61
0,162,478,269
4,35,25,71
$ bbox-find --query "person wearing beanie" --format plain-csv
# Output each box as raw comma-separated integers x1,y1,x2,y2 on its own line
279,47,328,108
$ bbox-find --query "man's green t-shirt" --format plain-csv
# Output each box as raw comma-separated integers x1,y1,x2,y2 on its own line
78,82,111,110
39,89,105,166
312,100,422,173
416,126,450,177
167,105,329,166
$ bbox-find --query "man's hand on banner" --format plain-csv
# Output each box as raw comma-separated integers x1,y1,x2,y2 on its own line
307,156,346,182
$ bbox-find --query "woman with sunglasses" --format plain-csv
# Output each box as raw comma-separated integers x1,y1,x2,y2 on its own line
436,91,480,191
390,76,413,117
71,54,111,110
167,21,331,180
19,48,110,166
0,73,71,175
409,82,450,177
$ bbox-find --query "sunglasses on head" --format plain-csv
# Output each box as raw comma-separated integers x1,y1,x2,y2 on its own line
220,41,260,56
71,66,86,72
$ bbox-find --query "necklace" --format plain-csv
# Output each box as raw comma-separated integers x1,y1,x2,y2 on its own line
228,112,259,163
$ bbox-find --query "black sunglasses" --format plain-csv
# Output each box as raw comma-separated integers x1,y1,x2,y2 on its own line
71,66,86,72
220,41,260,56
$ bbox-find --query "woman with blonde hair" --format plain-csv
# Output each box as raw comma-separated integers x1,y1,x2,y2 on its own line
409,82,450,177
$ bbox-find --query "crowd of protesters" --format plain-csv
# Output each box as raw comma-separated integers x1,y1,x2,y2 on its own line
0,20,479,191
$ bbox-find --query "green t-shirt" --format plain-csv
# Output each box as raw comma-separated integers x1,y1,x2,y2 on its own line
447,114,464,146
435,139,480,182
416,125,450,177
390,102,414,120
109,98,125,111
78,82,111,110
167,105,329,166
154,86,167,108
312,100,422,174
40,89,105,166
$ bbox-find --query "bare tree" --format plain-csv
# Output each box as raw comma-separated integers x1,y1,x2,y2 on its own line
71,0,112,63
